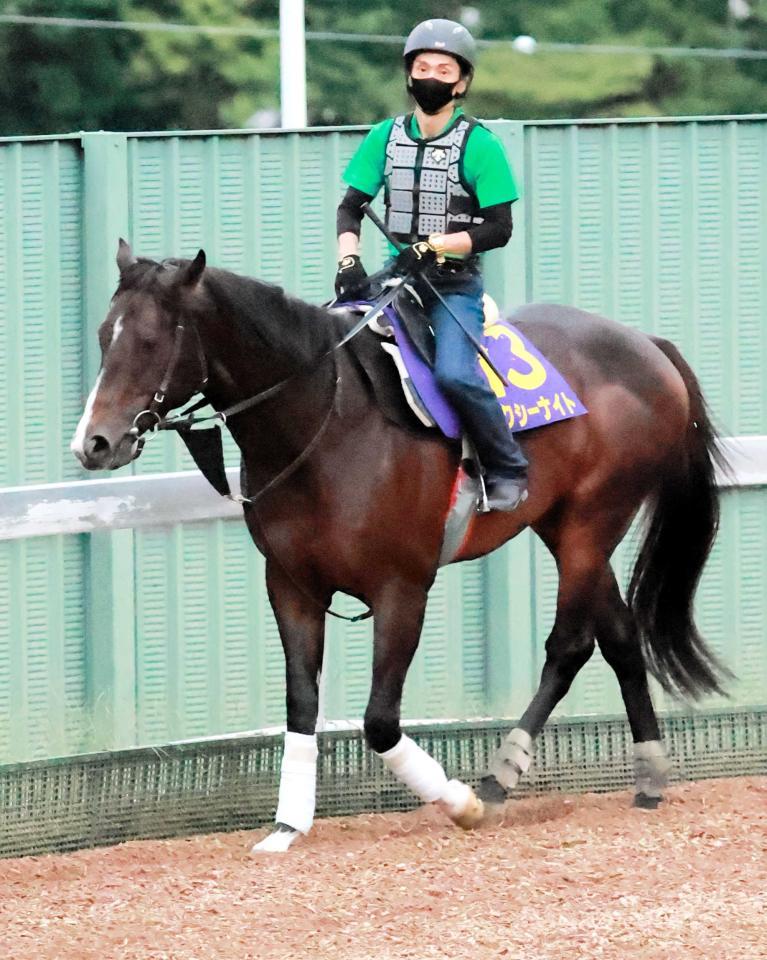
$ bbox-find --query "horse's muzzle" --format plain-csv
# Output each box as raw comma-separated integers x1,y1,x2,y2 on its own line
71,429,140,471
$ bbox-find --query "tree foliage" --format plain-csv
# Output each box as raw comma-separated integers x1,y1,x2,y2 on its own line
0,0,766,136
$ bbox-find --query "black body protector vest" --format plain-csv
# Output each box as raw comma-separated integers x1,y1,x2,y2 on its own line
384,113,485,246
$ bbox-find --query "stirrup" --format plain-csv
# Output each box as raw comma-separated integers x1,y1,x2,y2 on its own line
483,476,529,513
476,471,490,513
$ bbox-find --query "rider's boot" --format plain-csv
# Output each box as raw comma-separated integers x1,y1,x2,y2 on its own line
484,474,529,512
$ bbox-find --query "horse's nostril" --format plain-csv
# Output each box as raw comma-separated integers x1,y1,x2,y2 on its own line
86,435,111,457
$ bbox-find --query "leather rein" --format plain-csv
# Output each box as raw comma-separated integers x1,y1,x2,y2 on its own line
126,298,393,623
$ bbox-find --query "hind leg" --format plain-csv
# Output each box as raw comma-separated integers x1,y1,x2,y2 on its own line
478,522,601,805
596,568,671,809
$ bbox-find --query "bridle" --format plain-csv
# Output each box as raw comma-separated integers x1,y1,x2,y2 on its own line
126,310,343,502
126,278,399,471
119,281,403,624
128,317,209,458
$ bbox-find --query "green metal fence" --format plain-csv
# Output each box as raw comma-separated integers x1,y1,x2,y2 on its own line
2,710,766,859
0,118,765,775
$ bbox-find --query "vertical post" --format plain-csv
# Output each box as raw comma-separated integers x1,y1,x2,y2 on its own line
482,120,538,717
280,0,308,128
80,132,137,750
483,120,526,309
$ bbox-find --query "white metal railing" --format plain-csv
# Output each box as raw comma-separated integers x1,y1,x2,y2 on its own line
1,436,765,541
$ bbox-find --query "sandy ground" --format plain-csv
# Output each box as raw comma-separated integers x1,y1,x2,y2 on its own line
0,777,765,960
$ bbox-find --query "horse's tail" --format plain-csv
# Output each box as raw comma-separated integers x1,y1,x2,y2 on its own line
627,336,732,700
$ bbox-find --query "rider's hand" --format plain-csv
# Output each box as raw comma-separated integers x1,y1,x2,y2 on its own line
393,240,438,277
334,255,368,300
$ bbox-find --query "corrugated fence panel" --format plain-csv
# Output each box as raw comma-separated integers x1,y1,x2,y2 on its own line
693,489,767,710
258,134,296,286
323,598,374,723
134,520,286,744
694,122,734,429
733,489,767,704
401,560,488,720
732,122,766,437
124,130,490,741
654,122,689,345
459,560,489,715
0,140,84,484
0,139,89,763
126,137,199,477
524,119,767,721
1,118,765,764
123,107,297,751
0,535,88,762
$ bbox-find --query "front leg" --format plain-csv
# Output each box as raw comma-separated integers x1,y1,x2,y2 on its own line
252,563,327,853
366,579,484,830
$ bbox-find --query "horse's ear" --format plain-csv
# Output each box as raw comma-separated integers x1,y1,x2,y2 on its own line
116,238,136,273
180,249,206,287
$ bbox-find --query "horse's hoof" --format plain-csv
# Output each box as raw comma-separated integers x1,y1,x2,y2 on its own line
633,792,662,810
438,779,485,830
476,774,508,806
251,823,303,853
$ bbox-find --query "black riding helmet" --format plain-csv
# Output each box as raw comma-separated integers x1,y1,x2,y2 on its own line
403,18,477,80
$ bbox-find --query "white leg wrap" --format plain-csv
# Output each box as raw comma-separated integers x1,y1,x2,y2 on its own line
489,727,534,791
379,734,448,803
274,732,318,834
439,779,473,819
634,740,672,798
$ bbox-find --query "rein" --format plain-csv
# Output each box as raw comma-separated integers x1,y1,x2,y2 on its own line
130,297,382,624
131,280,401,489
156,283,398,436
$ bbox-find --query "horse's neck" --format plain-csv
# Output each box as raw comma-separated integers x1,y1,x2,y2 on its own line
197,273,337,457
206,269,333,365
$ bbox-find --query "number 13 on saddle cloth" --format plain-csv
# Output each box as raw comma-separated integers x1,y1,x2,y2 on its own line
383,293,588,440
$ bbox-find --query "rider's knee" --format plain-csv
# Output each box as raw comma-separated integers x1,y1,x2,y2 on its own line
434,367,475,399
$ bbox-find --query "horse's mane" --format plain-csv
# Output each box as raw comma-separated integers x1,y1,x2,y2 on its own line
120,257,343,367
203,267,341,366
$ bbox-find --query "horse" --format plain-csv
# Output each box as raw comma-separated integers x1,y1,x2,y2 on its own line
71,241,729,853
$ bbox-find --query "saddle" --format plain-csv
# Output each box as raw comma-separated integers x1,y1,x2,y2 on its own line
343,284,587,439
339,288,587,564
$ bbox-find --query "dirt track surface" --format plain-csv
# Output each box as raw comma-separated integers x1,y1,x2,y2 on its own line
0,777,765,960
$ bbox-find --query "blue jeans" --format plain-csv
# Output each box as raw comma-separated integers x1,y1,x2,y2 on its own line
421,263,528,480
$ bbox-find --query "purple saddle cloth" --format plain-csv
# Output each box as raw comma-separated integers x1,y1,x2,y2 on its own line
383,306,587,440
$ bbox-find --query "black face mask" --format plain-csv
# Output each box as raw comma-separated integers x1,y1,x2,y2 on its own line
408,77,458,115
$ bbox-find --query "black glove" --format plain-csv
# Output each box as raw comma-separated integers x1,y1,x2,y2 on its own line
334,254,368,300
393,240,438,277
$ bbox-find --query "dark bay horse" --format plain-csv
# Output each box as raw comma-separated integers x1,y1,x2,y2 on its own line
71,243,728,852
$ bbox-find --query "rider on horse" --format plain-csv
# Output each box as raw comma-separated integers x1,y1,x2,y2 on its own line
334,18,529,512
